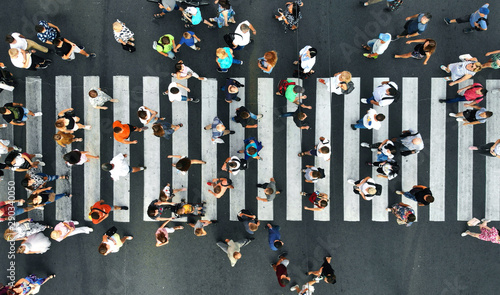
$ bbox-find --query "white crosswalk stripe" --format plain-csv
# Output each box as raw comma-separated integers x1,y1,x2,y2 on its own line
0,89,14,200
6,75,500,224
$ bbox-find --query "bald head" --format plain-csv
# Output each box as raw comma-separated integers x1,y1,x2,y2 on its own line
233,252,242,260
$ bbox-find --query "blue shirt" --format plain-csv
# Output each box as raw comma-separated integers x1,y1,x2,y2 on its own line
470,4,489,29
211,116,224,139
407,14,427,34
179,31,196,47
191,8,202,25
268,225,281,251
37,20,58,43
217,47,233,69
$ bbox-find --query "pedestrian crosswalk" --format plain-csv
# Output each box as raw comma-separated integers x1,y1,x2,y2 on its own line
2,75,500,223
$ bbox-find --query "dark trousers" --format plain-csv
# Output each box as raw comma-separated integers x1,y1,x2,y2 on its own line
476,143,495,157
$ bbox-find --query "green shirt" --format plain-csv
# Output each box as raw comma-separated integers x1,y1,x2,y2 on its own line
156,34,174,53
284,79,297,103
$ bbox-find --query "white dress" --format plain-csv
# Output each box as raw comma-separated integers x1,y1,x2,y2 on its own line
23,232,51,254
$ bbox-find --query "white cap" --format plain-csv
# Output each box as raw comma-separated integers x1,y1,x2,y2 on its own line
185,7,197,15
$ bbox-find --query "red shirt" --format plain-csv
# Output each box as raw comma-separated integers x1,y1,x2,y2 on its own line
0,201,14,221
276,264,288,287
89,201,112,224
464,83,484,103
113,120,131,143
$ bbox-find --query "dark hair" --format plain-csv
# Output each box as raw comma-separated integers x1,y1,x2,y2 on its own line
319,200,328,208
228,161,237,168
5,35,14,44
63,151,81,164
481,89,488,95
53,38,63,46
137,110,147,119
484,111,493,118
89,90,98,98
0,107,6,114
240,111,250,119
176,158,192,171
280,278,290,286
174,62,183,73
424,39,437,54
160,36,171,44
20,178,29,188
53,134,62,141
407,214,416,222
152,124,165,137
90,212,100,220
218,0,231,9
375,114,386,122
170,87,179,94
290,2,301,17
213,186,221,194
424,13,432,19
319,146,329,154
98,244,108,255
312,171,321,178
298,112,306,121
386,144,396,155
157,232,167,243
247,147,257,155
159,191,168,202
55,120,65,128
265,188,274,195
326,275,337,284
35,25,45,33
309,48,317,58
101,163,113,171
147,207,157,217
388,88,399,96
274,240,283,249
113,126,122,133
426,195,435,203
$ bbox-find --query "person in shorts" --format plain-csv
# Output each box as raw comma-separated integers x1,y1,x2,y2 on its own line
449,105,492,126
0,102,41,126
53,38,95,60
113,120,147,144
162,82,199,103
89,200,128,224
256,177,280,203
307,256,336,284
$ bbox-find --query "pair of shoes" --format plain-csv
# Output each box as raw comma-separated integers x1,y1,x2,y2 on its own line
350,124,357,130
33,112,43,117
463,28,475,34
84,125,92,130
152,41,158,50
12,145,22,152
87,53,96,58
360,98,368,104
120,206,129,210
229,130,235,134
162,91,168,95
360,142,370,148
347,179,356,185
440,65,450,73
190,98,200,103
456,118,464,122
217,68,226,73
448,112,456,117
290,285,299,292
395,190,403,195
300,192,307,196
461,231,469,237
439,99,446,103
125,236,133,240
385,208,392,212
468,146,478,151
481,218,490,223
444,18,451,25
359,1,368,6
365,162,372,166
37,161,45,167
35,153,43,158
234,97,241,101
256,114,263,120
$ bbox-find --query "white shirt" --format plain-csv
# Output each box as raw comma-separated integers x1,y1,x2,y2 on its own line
372,82,398,107
363,109,381,130
228,156,241,175
372,39,390,55
168,82,184,102
299,45,316,73
330,75,343,95
9,33,28,50
10,50,30,69
109,153,130,181
138,106,152,125
359,178,376,201
233,21,251,46
317,138,331,161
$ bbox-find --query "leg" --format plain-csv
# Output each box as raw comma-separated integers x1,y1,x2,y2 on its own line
402,192,417,202
216,241,229,253
365,0,384,4
167,50,176,60
280,112,294,117
26,39,49,53
444,96,467,103
476,143,495,156
232,58,243,65
131,167,145,173
237,238,252,247
394,52,412,59
191,159,206,164
86,154,100,159
354,119,367,129
67,226,93,237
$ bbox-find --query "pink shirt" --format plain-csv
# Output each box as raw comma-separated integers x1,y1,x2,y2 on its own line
464,83,484,103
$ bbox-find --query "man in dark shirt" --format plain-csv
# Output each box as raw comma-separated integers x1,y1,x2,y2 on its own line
147,199,175,221
279,104,312,130
272,254,291,287
0,102,42,126
396,12,432,39
53,38,96,60
307,256,337,284
396,185,434,206
232,106,261,128
222,78,244,103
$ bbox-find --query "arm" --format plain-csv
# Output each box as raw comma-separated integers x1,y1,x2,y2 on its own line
248,23,257,35
449,74,472,87
176,83,190,92
120,139,137,144
463,121,482,126
167,155,183,159
304,206,323,211
221,157,230,171
423,52,432,65
405,14,419,21
406,39,426,44
10,121,25,126
486,50,500,56
174,44,181,51
193,34,201,42
58,108,73,116
159,219,171,229
48,22,60,32
172,40,177,52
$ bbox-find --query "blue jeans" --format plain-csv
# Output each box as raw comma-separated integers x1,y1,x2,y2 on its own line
280,112,294,117
354,119,367,129
367,39,376,48
403,192,417,202
234,45,245,51
165,50,175,59
22,107,29,121
367,97,376,104
232,111,257,121
445,96,467,103
36,173,59,182
44,191,67,205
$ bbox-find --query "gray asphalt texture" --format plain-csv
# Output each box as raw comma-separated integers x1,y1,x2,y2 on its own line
1,1,500,294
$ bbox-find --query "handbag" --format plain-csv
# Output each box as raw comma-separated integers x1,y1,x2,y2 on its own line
105,226,118,237
467,217,481,226
459,54,473,61
122,43,136,53
223,33,242,47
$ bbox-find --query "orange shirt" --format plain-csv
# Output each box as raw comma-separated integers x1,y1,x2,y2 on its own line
113,120,131,143
89,201,112,224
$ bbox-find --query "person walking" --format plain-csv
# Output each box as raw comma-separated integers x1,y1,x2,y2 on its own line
482,49,500,69
222,78,244,103
113,120,147,144
216,238,252,267
272,254,291,287
275,0,303,32
6,32,49,54
368,160,399,180
444,4,489,33
8,48,51,71
50,221,93,242
298,137,331,161
302,191,329,211
396,129,424,156
307,256,336,284
137,106,158,125
360,0,403,12
461,219,500,244
440,57,482,87
469,139,500,158
102,153,146,181
221,156,247,175
0,102,41,126
439,83,487,106
182,6,214,29
89,200,128,224
163,81,200,103
387,203,415,227
152,118,183,140
209,0,236,28
395,13,432,39
279,104,312,130
207,177,234,198
290,281,318,294
216,47,243,73
88,88,118,110
98,227,133,256
329,71,354,95
237,209,260,234
0,199,38,222
280,81,307,105
4,151,44,172
204,116,234,143
155,218,184,247
159,182,187,202
16,232,51,254
154,33,177,60
256,177,281,203
360,139,396,162
10,274,55,295
361,81,400,107
174,32,202,51
351,108,385,130
53,38,96,60
113,20,135,52
3,218,49,241
362,33,391,59
267,223,284,251
147,199,176,221
232,106,262,128
258,51,278,74
63,150,99,166
347,177,382,201
27,188,70,208
171,60,207,81
153,0,182,18
293,45,317,79
449,105,492,126
35,20,61,44
189,220,214,237
238,137,263,160
55,108,91,133
230,20,257,50
54,131,82,147
396,185,434,206
394,39,436,65
302,166,325,183
168,155,206,175
22,168,68,195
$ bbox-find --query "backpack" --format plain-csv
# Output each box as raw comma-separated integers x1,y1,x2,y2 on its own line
223,33,242,47
477,17,489,26
341,81,355,95
277,80,295,96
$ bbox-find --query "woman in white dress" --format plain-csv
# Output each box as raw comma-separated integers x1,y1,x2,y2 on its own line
50,220,93,242
16,232,51,254
441,57,482,87
4,218,49,241
330,71,352,95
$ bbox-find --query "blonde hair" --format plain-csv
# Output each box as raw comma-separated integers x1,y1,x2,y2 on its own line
473,62,482,73
249,223,259,232
216,48,228,59
264,51,278,67
112,22,123,32
3,229,15,241
194,228,206,236
367,187,377,195
8,48,19,58
340,71,352,83
50,230,61,240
